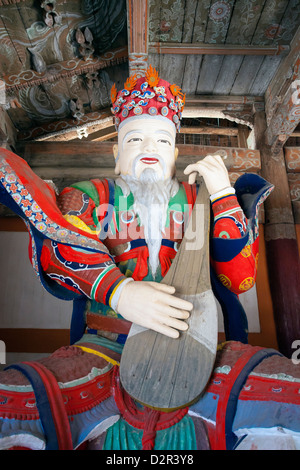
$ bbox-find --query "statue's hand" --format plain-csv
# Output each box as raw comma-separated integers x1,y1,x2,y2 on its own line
117,281,193,338
184,154,231,195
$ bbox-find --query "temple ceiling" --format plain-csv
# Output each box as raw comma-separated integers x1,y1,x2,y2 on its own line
0,0,299,144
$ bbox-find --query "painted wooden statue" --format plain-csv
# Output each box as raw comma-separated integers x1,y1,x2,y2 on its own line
0,66,299,450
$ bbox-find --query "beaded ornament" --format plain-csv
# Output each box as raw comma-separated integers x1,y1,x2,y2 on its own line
110,65,186,132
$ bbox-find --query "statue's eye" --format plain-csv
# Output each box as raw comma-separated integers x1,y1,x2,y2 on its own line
128,137,142,143
158,139,171,145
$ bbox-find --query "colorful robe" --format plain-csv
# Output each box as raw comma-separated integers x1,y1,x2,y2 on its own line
2,149,298,452
39,174,260,347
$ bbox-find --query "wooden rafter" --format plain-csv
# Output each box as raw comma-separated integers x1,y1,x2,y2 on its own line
185,95,264,106
16,109,113,142
88,126,117,142
149,42,290,57
180,126,238,136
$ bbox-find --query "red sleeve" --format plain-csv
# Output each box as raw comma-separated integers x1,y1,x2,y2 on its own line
210,193,259,295
41,184,128,307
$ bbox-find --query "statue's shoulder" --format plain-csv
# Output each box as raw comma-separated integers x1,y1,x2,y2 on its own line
64,178,117,207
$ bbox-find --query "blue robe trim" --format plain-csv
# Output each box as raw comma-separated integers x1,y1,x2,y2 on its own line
5,363,64,450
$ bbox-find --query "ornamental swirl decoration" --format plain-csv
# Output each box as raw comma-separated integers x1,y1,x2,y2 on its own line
284,148,300,172
17,110,112,141
232,149,261,171
3,47,128,90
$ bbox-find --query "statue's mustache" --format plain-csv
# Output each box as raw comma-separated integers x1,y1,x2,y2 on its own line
132,154,166,177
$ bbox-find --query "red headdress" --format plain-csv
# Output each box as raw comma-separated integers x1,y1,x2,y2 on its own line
110,65,185,132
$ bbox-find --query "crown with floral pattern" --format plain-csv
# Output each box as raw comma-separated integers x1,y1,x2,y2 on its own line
110,65,185,132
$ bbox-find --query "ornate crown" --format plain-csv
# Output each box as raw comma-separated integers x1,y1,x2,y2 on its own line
110,65,185,132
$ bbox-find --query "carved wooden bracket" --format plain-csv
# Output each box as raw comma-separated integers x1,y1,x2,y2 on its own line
2,46,128,91
75,27,95,60
69,99,84,121
28,48,47,74
40,0,62,27
265,78,300,153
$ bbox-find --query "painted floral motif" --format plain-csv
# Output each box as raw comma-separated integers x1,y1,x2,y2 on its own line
264,24,283,40
209,1,231,22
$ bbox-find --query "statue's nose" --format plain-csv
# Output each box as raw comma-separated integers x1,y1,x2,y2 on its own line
143,137,157,153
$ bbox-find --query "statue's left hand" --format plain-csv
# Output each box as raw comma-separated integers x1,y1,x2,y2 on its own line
116,281,193,338
183,154,231,195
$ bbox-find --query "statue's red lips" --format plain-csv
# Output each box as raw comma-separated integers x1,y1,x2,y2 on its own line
140,157,159,164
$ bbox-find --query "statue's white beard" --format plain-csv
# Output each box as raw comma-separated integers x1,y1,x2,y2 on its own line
118,169,179,277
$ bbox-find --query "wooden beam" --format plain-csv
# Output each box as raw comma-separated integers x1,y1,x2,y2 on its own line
149,42,290,56
12,167,248,185
127,0,149,77
3,46,128,91
180,126,238,136
237,125,249,147
185,95,264,106
89,126,118,142
17,109,113,142
16,96,260,142
18,141,260,175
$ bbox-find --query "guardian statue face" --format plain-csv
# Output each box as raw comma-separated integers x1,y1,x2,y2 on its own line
110,66,185,181
113,116,178,180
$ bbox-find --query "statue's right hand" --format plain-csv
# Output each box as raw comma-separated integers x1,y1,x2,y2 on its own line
116,281,193,338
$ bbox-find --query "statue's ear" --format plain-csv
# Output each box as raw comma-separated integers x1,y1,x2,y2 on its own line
113,144,120,174
175,147,179,161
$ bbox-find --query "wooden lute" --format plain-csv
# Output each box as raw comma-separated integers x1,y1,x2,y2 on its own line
119,150,230,410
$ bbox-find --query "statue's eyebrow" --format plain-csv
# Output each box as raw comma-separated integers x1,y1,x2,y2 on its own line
122,130,143,148
122,129,174,149
155,130,173,140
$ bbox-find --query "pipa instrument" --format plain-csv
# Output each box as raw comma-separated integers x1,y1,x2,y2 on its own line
120,150,231,410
